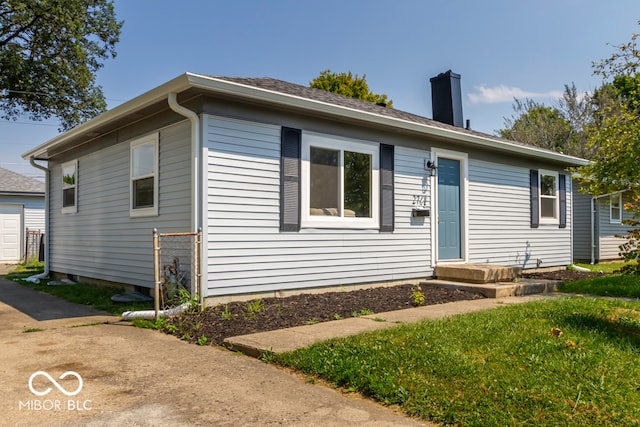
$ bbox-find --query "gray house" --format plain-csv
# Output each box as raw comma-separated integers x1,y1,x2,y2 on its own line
22,72,588,301
0,167,45,262
573,187,634,263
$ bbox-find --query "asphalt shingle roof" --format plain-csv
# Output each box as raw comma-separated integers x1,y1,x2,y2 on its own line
0,167,44,194
212,76,521,145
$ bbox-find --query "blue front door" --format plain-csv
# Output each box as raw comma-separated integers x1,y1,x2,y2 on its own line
438,158,461,260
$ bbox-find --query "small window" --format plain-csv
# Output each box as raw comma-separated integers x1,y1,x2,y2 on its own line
539,170,558,223
610,193,622,223
130,134,158,216
301,132,379,229
61,160,77,213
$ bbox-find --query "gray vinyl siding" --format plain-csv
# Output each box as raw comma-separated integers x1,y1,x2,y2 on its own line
572,190,592,261
596,194,630,261
204,115,431,296
48,121,191,287
467,159,572,269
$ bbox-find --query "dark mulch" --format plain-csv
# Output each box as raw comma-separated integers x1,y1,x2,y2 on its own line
522,269,607,281
166,283,485,346
165,269,608,346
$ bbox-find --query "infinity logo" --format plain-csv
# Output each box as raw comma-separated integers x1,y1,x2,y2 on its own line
28,371,83,397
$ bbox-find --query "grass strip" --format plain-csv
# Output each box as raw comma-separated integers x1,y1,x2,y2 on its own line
5,270,152,315
559,274,640,298
276,297,640,426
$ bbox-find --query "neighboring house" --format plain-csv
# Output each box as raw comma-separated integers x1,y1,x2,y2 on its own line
0,167,45,262
573,187,634,263
22,71,588,301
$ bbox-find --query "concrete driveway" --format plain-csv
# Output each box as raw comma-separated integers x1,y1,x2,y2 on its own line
0,275,427,426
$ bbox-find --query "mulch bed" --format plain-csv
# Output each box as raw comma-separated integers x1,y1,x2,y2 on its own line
165,269,607,346
166,283,485,346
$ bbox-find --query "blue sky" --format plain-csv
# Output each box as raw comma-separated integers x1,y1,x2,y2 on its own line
2,0,639,179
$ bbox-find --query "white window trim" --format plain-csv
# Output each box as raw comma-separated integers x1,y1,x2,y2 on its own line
130,133,159,217
301,131,379,229
61,159,78,214
539,169,559,225
610,193,622,224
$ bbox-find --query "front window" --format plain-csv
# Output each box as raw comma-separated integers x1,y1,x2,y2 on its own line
302,132,378,228
539,170,558,223
61,160,77,213
610,193,622,223
130,134,158,216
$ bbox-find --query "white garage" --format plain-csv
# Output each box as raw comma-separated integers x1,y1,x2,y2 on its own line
0,167,45,264
0,204,22,262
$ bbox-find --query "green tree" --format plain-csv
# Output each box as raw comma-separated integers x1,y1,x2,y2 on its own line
500,99,572,153
579,23,640,272
0,0,123,130
500,83,595,159
310,70,393,107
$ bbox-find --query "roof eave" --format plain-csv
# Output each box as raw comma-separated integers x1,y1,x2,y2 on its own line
23,72,590,167
187,74,589,167
21,73,195,160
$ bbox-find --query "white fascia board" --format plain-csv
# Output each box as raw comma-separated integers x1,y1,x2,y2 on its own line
23,71,590,168
187,73,589,167
22,74,193,160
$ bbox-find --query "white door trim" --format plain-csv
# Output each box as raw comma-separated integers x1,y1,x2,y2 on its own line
430,148,469,267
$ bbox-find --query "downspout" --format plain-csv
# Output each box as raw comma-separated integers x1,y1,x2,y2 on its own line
27,158,50,282
167,93,203,306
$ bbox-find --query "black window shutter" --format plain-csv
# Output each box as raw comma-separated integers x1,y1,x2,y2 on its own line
530,169,539,228
559,173,567,228
380,144,394,232
280,127,301,231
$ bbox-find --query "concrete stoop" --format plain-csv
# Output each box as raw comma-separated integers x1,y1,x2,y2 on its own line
423,278,559,298
435,264,521,284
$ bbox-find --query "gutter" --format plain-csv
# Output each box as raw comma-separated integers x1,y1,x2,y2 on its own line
167,93,203,307
22,72,589,168
26,158,50,281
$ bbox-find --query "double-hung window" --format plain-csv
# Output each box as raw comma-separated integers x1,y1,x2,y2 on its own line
301,132,379,229
610,193,622,223
130,134,158,216
61,160,77,214
539,170,558,223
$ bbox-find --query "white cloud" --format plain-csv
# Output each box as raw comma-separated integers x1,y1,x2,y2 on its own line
467,85,563,104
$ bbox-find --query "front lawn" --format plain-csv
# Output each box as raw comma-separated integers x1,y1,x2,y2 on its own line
275,297,640,426
559,274,640,298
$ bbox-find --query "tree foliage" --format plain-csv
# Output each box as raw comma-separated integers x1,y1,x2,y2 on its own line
0,0,123,130
310,69,393,107
579,23,640,274
500,83,594,158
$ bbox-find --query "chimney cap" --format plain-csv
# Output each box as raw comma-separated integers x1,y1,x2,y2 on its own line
430,69,461,83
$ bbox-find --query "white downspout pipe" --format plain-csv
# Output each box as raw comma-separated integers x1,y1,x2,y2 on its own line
167,93,203,306
27,158,50,282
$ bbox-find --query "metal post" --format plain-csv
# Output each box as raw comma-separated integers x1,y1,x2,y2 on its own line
153,228,160,321
196,227,202,309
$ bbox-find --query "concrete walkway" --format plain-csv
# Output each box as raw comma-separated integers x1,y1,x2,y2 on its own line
0,274,429,426
224,294,551,357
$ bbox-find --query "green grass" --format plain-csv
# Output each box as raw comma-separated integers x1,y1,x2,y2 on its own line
4,260,44,277
276,297,640,426
559,274,640,298
573,261,629,274
9,277,152,315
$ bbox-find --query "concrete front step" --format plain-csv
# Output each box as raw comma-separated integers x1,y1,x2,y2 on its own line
435,264,521,284
423,278,559,298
